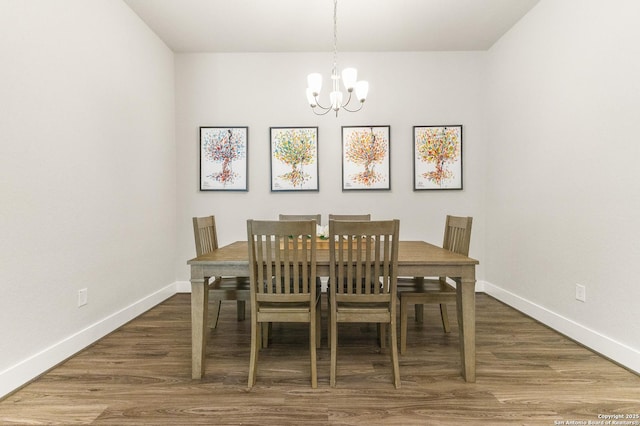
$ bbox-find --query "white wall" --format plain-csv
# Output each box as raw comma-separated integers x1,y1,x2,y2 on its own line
485,0,640,371
175,52,488,282
0,0,176,396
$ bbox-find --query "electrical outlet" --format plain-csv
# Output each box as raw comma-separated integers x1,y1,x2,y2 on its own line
575,284,586,302
78,288,88,307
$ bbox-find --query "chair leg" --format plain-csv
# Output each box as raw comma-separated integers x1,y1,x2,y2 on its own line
413,277,424,323
315,305,322,349
261,322,269,348
400,296,408,354
248,318,260,388
415,303,424,323
440,303,451,333
330,315,338,387
210,300,222,329
326,294,331,347
237,300,246,321
389,319,401,389
379,323,387,348
310,321,318,388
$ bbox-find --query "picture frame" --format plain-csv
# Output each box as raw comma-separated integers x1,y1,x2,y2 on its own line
270,127,319,192
413,125,463,190
200,126,248,191
341,125,391,191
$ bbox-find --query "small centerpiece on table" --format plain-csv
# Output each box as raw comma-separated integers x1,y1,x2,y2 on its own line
283,225,330,249
316,224,330,248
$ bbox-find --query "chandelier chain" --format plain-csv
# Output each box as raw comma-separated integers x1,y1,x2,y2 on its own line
333,0,338,75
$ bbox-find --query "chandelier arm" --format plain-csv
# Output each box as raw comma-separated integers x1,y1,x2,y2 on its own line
341,101,365,113
312,107,333,116
340,90,354,109
313,95,332,112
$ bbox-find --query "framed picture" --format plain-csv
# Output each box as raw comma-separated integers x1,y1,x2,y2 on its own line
270,127,319,192
200,127,248,191
341,125,391,191
413,125,463,190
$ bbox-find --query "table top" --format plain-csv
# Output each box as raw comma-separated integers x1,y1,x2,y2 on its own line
188,240,479,267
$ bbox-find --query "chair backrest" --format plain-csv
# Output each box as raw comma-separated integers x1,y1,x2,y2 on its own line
279,214,322,226
442,215,473,256
329,219,399,302
247,220,317,303
193,216,219,256
328,214,371,221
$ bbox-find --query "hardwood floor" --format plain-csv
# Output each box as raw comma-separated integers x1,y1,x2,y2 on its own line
1,294,638,425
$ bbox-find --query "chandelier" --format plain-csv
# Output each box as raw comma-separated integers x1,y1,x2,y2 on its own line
306,0,369,116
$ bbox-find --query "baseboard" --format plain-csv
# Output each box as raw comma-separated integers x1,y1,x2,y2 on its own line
175,280,191,293
0,282,178,399
482,281,640,375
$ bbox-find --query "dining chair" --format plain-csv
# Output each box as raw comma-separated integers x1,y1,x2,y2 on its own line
279,214,322,225
397,215,473,354
193,216,250,329
328,214,371,221
246,219,321,388
326,214,372,342
259,214,323,349
328,219,401,388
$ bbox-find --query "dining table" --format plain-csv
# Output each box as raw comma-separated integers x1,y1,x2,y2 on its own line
187,240,479,382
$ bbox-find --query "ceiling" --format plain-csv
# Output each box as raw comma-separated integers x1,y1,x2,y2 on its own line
123,0,540,53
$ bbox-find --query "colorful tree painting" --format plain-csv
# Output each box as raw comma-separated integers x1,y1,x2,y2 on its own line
272,128,317,187
202,128,246,186
415,126,461,186
344,127,389,186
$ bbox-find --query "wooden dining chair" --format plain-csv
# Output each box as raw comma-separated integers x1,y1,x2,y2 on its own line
328,219,401,388
263,214,322,347
246,219,321,388
397,215,473,354
326,214,371,342
328,214,371,221
279,214,322,225
193,216,250,329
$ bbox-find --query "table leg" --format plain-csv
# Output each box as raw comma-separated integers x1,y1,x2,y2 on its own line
457,275,476,382
191,275,208,379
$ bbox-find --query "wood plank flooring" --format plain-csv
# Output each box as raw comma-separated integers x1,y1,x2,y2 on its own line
1,294,638,425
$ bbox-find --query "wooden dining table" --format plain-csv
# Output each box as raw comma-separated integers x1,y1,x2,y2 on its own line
187,240,479,382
